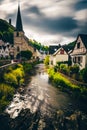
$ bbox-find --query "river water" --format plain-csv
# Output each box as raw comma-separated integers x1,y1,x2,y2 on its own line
5,64,87,130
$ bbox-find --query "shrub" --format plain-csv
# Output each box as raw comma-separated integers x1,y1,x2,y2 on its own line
23,63,32,73
44,55,49,66
4,73,17,86
69,64,79,74
17,50,32,60
81,67,87,83
60,64,69,75
0,84,15,112
4,64,24,87
48,68,87,100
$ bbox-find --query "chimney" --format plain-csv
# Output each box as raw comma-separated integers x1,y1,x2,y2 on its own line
9,19,11,25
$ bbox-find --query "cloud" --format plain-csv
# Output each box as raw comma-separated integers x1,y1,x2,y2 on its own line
0,0,87,45
24,6,43,16
74,0,87,11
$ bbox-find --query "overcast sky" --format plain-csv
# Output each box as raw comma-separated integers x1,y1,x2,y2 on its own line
0,0,87,45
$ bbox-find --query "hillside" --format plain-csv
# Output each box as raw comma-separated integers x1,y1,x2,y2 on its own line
0,19,48,51
0,19,15,44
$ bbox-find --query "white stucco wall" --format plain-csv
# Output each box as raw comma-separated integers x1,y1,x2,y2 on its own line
53,54,68,66
72,55,86,70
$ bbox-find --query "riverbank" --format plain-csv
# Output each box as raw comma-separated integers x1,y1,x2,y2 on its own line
0,62,37,113
0,64,87,130
48,68,87,102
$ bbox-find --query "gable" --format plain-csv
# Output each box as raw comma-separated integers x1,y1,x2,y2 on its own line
53,47,68,56
71,35,87,55
74,36,86,50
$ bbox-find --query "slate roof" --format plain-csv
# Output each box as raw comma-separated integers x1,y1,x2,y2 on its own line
49,45,61,54
16,5,23,31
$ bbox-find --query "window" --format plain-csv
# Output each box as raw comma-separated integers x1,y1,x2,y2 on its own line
17,46,20,52
77,42,80,49
73,56,83,64
78,57,83,63
16,32,19,37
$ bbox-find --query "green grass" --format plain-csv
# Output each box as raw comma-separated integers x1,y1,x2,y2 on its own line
48,68,87,100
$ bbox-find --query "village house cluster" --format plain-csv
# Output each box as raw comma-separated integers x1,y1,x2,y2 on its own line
49,34,87,70
0,3,44,61
0,40,14,59
0,2,87,70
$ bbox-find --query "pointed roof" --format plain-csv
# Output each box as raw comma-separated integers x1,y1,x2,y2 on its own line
16,3,23,31
78,34,87,49
53,46,68,56
49,45,61,55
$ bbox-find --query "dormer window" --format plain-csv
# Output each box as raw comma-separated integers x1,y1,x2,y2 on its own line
77,42,80,49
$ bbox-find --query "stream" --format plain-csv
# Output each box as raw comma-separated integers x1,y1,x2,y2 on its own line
0,64,87,130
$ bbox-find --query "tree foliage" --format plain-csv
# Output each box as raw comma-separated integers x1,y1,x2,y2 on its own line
0,19,14,44
29,39,49,52
17,50,32,60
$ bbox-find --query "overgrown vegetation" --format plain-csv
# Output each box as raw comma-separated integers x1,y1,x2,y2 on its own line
16,50,32,60
48,68,87,101
0,84,15,112
44,55,49,66
54,62,87,83
0,62,34,113
29,39,49,52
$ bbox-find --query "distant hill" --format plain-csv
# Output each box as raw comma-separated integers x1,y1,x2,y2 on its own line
0,19,15,44
29,39,49,52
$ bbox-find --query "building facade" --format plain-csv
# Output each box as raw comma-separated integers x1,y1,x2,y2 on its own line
14,4,35,58
70,34,87,69
0,40,14,59
50,47,68,66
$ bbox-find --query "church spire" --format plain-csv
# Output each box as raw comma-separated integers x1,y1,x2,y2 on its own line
16,2,23,31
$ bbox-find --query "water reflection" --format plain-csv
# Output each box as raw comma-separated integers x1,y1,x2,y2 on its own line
5,64,83,120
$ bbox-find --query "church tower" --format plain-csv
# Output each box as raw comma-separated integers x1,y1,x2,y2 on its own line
14,2,35,58
14,3,24,57
16,3,23,32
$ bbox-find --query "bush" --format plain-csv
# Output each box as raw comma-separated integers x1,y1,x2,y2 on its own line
60,64,69,75
48,68,87,100
0,84,15,112
81,67,87,83
23,63,32,73
17,50,32,60
4,64,24,87
69,64,79,74
44,55,49,66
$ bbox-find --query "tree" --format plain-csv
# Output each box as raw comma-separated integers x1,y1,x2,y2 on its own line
17,50,32,60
